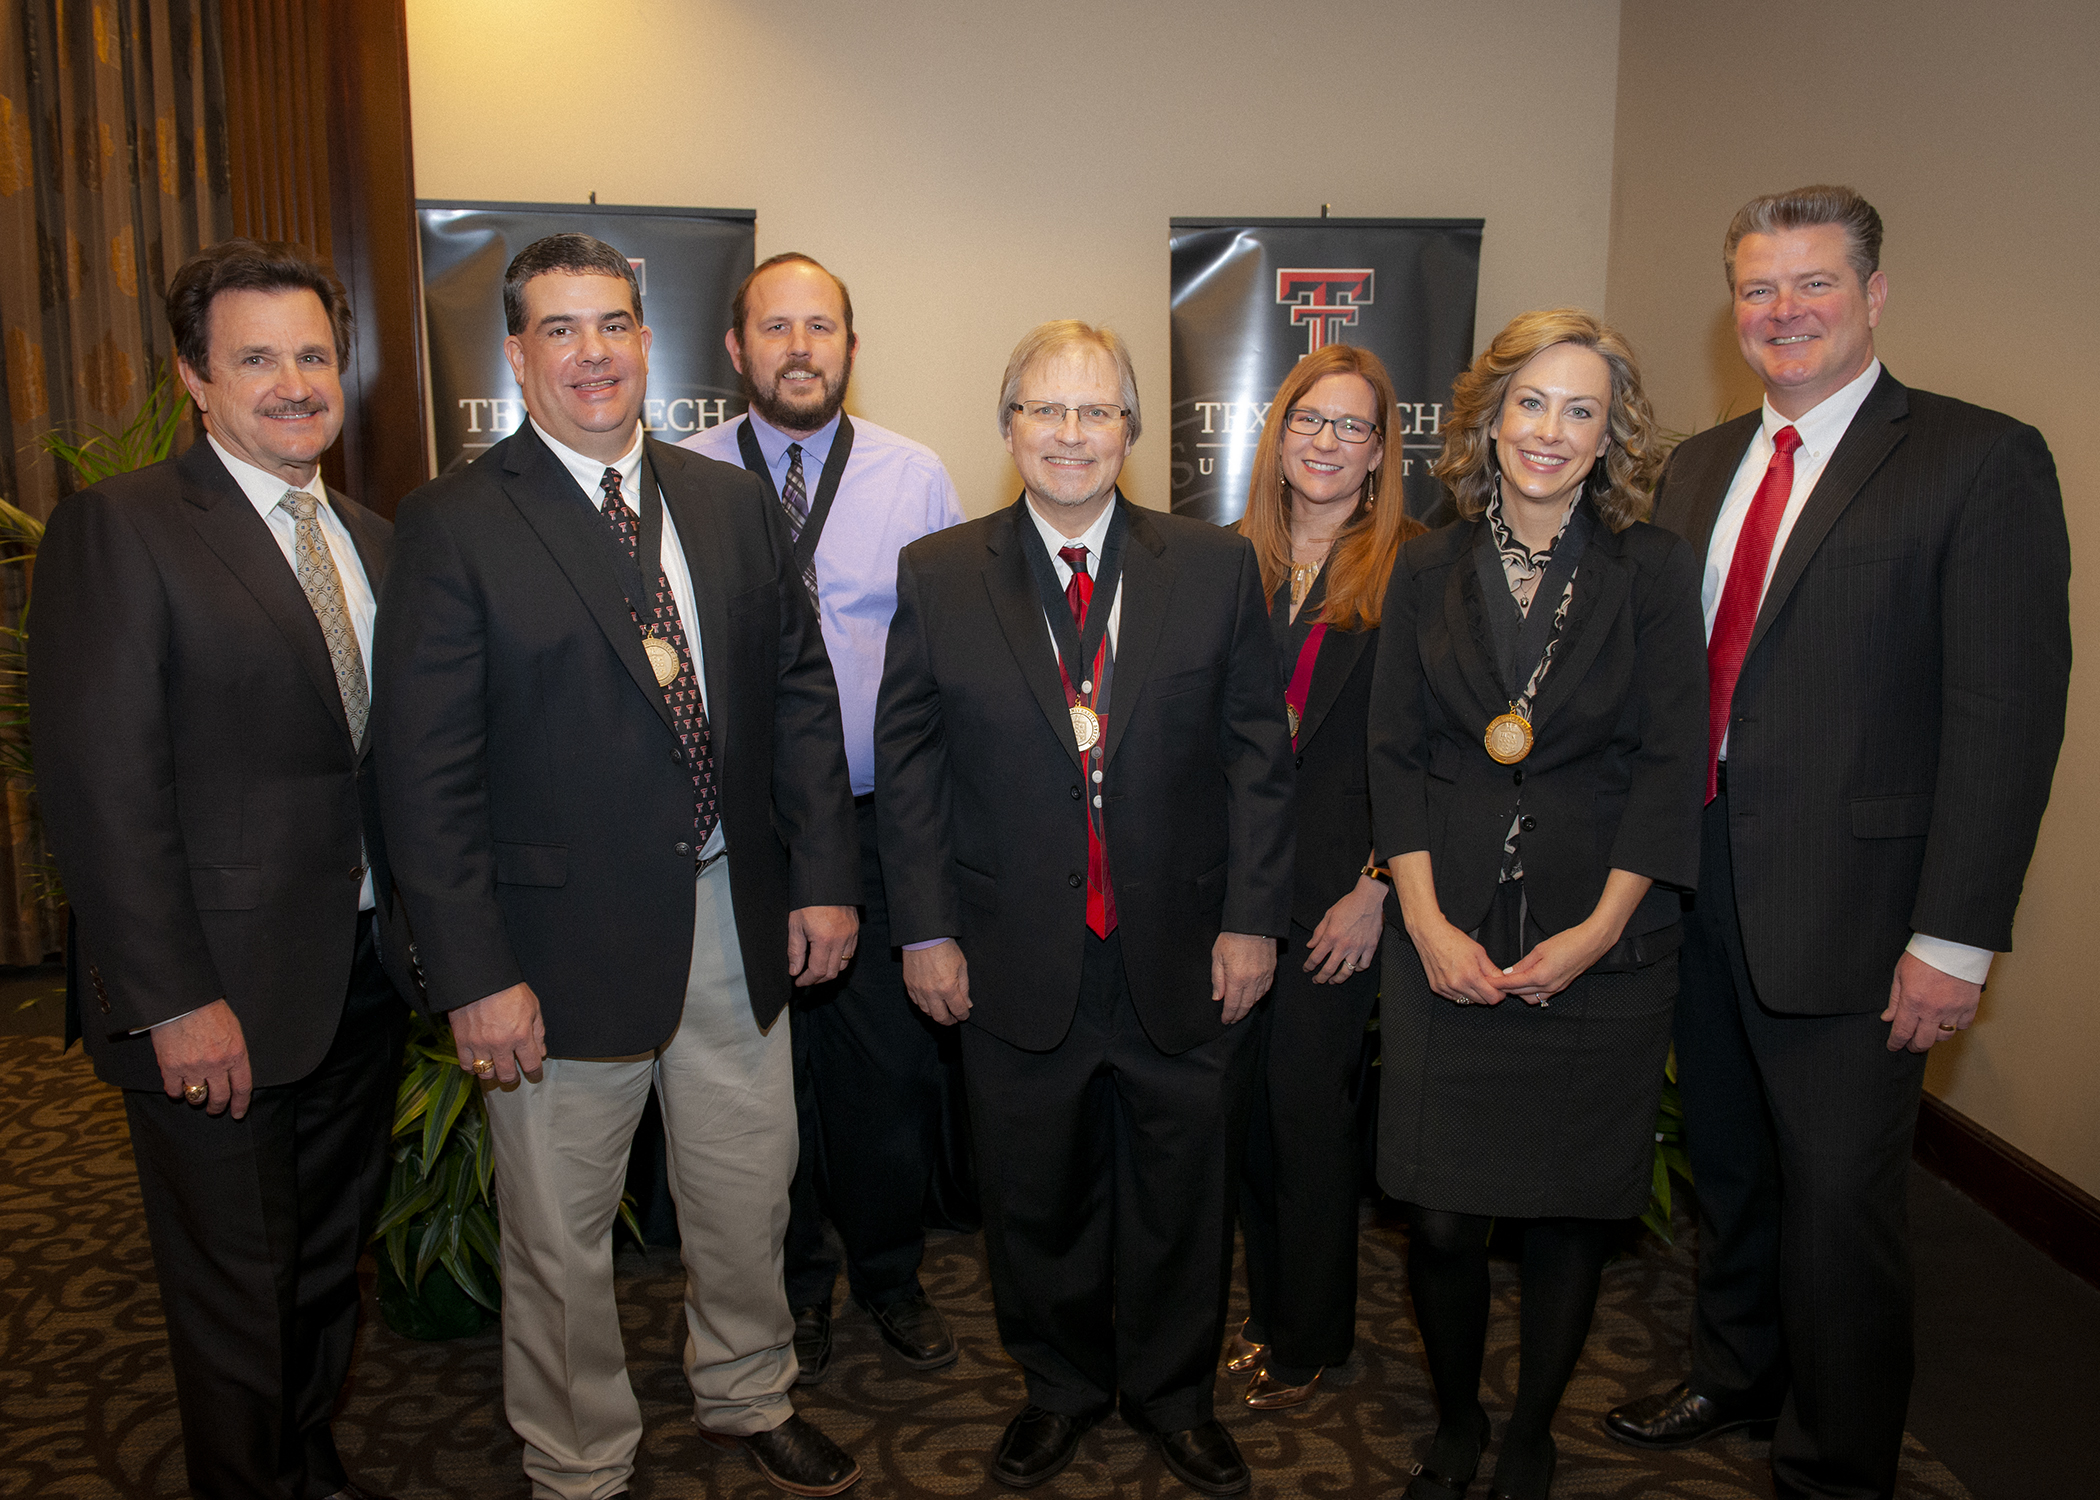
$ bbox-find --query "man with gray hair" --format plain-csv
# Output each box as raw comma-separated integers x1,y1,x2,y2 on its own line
875,321,1295,1494
1604,187,2069,1498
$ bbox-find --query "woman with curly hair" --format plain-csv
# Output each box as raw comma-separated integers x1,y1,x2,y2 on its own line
1226,342,1423,1411
1368,310,1706,1498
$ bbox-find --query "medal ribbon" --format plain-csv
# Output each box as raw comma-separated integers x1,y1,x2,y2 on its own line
1285,622,1328,751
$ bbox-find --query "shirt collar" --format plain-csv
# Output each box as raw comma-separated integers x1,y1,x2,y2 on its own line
532,418,644,509
1761,357,1882,457
747,409,842,470
1024,492,1118,573
208,434,326,519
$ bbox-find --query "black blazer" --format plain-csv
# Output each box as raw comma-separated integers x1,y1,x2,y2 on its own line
31,441,407,1090
371,424,859,1055
1369,506,1706,945
1654,369,2069,1013
875,496,1296,1056
1270,593,1391,933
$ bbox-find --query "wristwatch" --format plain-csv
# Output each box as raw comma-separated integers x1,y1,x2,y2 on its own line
1360,861,1393,884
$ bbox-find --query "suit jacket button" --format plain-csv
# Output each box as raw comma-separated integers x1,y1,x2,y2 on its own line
671,748,685,764
1512,767,1524,786
674,841,693,857
1068,873,1083,889
1070,785,1081,800
1520,815,1538,832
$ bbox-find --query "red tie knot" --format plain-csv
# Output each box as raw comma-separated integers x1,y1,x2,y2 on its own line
1772,424,1802,457
1058,545,1088,572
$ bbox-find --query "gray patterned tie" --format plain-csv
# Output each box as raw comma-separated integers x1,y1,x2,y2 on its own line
780,442,820,612
278,489,370,745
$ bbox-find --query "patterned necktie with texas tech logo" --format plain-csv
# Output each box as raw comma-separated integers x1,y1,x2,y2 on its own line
599,465,718,850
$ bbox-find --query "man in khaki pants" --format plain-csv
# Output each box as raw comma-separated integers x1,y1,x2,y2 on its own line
374,233,864,1498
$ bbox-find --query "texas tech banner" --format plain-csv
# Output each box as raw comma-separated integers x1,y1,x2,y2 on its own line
417,201,755,473
1168,217,1482,524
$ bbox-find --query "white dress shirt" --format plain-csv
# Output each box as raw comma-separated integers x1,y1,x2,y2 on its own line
1698,362,1990,984
210,435,376,912
534,420,724,860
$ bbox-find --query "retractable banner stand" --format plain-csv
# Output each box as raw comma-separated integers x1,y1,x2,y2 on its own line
1168,217,1483,525
417,201,756,473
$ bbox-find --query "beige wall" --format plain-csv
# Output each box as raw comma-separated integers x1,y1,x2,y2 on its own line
404,0,1623,516
1607,0,2100,1192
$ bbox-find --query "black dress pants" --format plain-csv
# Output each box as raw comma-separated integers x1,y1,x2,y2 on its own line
123,915,406,1500
1677,786,1928,1500
1238,920,1378,1378
960,928,1258,1432
784,796,959,1310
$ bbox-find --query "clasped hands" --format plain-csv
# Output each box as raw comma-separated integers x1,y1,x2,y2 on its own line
1409,912,1605,1007
449,903,858,1080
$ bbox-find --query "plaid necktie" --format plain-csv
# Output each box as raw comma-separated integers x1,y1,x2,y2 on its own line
780,442,821,612
598,466,719,850
277,490,368,745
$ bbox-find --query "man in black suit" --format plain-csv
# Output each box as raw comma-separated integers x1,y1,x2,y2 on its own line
32,240,409,1500
1604,187,2071,1498
372,235,864,1500
875,321,1294,1496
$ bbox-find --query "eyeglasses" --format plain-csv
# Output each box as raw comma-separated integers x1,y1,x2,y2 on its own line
1010,400,1130,430
1283,408,1381,444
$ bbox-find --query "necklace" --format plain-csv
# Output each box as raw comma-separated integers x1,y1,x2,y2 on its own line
1289,556,1325,613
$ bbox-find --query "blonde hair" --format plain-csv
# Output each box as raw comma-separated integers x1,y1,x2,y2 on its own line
1236,344,1423,631
1431,308,1662,533
996,320,1142,443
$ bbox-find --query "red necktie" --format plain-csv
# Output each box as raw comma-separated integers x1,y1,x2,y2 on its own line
1059,545,1117,938
1705,425,1801,802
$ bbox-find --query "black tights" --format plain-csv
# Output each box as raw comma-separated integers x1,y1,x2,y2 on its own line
1406,1206,1619,1493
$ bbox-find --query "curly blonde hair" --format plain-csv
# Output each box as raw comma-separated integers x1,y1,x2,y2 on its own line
1237,344,1423,631
1431,309,1662,532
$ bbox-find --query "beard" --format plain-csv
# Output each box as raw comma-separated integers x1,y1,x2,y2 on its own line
743,354,852,435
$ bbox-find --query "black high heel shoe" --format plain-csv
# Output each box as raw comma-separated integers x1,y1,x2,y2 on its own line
1403,1404,1493,1499
1487,1435,1556,1500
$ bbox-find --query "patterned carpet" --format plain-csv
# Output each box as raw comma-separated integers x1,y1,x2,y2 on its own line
1,1033,1971,1499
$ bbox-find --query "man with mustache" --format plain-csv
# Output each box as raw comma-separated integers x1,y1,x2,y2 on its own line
32,239,411,1500
682,251,967,1381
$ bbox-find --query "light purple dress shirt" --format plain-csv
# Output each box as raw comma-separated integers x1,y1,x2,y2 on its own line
680,409,964,795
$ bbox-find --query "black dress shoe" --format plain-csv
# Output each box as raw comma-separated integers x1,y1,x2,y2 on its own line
1602,1382,1779,1449
1153,1420,1250,1497
992,1404,1100,1489
856,1289,958,1370
701,1412,862,1497
1403,1403,1492,1499
792,1302,833,1386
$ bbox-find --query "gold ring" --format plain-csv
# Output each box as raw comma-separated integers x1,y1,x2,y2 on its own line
472,1058,495,1077
183,1083,208,1105
1937,1022,1957,1033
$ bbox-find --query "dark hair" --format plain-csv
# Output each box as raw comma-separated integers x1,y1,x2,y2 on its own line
167,239,352,375
503,234,642,336
1723,185,1883,289
729,252,855,344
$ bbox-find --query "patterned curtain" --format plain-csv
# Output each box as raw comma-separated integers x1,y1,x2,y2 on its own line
0,0,230,963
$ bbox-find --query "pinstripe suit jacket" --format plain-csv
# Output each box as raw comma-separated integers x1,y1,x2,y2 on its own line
1654,368,2069,1015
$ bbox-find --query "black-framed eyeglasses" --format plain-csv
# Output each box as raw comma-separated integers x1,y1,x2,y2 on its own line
1009,400,1130,430
1283,408,1381,444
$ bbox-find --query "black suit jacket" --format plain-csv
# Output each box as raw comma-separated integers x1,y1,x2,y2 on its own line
1655,368,2070,1013
371,424,859,1055
876,495,1295,1056
1270,600,1394,933
1370,507,1707,944
31,441,406,1090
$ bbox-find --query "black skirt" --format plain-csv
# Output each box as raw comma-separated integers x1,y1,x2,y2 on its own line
1376,885,1677,1220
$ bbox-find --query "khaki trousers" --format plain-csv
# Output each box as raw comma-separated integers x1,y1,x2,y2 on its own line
484,857,798,1500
